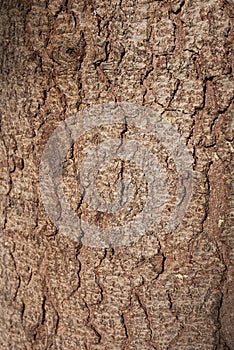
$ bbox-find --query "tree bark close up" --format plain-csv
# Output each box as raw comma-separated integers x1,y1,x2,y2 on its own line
0,0,233,349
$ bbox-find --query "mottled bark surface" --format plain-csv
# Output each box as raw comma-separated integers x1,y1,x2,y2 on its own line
0,0,233,349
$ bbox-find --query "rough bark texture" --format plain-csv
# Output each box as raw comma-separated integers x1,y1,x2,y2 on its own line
0,0,233,349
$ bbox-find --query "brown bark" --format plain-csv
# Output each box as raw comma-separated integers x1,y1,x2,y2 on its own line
0,0,233,349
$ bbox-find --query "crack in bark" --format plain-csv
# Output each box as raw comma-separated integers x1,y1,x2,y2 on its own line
84,300,103,346
200,160,213,233
9,250,21,301
134,292,157,349
120,312,129,341
167,79,180,108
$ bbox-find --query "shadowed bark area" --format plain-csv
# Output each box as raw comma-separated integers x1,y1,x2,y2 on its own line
0,0,233,349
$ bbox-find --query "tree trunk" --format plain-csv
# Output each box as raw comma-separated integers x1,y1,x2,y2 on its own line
0,0,233,349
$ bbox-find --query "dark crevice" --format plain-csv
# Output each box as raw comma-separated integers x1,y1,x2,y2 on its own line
41,295,46,325
171,0,186,14
120,312,129,340
167,79,180,108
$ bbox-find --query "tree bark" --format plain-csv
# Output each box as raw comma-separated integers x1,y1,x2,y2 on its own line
0,0,233,349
